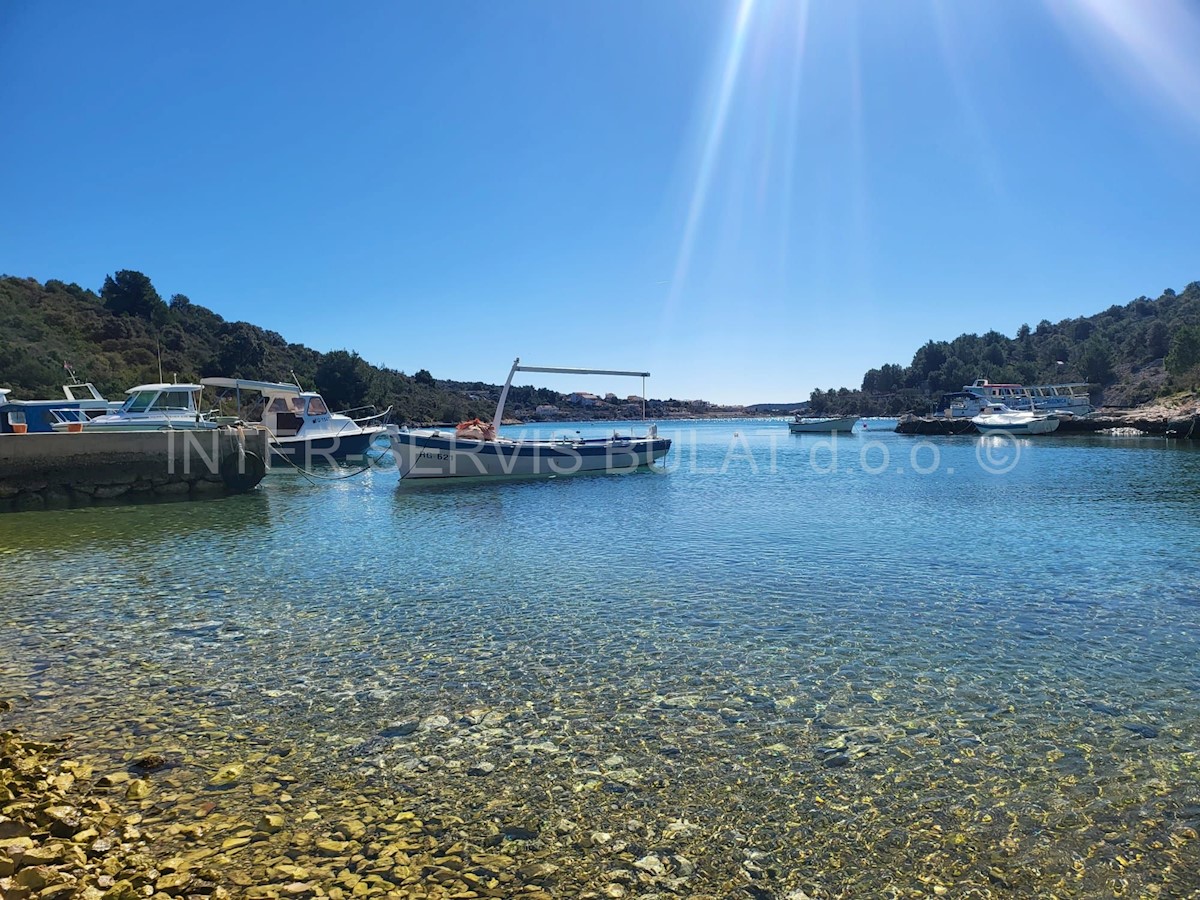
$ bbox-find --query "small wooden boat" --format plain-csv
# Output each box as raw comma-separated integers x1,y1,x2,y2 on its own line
388,359,671,479
788,415,859,434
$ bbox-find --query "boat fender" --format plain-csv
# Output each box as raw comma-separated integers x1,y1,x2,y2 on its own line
220,449,266,492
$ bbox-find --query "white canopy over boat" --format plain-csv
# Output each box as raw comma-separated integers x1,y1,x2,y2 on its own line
199,377,303,394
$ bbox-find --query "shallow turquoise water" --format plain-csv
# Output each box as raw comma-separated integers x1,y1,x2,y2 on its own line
2,420,1199,896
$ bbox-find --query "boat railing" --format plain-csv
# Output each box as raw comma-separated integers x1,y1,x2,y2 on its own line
48,408,91,425
339,405,393,427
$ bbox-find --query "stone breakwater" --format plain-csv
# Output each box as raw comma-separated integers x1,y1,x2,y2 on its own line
895,411,1200,437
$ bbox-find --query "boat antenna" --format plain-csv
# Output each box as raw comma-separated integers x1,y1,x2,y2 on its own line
291,370,303,390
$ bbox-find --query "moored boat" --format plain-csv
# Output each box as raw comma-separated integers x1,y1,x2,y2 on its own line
936,391,993,419
965,379,1092,417
51,383,215,432
1,382,119,433
788,415,858,434
971,403,1060,435
200,378,390,467
388,359,671,479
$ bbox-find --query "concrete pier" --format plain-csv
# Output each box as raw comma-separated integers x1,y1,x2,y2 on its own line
0,426,269,512
895,413,1200,438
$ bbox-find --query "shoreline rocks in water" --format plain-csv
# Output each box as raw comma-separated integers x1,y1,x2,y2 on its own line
0,705,227,900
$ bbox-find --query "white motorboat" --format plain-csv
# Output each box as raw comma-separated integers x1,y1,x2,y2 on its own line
936,391,995,419
971,403,1060,435
788,415,858,434
200,378,390,467
388,359,671,479
51,383,216,432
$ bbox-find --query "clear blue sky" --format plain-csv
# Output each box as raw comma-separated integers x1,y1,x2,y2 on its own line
2,1,1199,403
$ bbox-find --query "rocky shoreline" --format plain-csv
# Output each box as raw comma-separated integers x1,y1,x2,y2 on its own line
1,699,224,900
0,700,746,900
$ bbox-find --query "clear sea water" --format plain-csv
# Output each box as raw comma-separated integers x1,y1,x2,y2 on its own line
2,419,1199,897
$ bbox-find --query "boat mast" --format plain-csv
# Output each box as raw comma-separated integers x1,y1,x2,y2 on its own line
493,358,521,428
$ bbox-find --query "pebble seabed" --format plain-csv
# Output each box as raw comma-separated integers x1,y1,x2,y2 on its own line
2,670,1199,900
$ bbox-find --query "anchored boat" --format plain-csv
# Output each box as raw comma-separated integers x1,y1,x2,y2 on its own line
788,414,859,434
388,359,671,479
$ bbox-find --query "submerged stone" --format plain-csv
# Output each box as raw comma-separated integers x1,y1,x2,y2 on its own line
1123,723,1159,739
209,763,245,786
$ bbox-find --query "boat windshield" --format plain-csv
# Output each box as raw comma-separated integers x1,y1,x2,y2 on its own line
307,397,329,415
268,397,306,413
150,390,194,411
122,391,158,413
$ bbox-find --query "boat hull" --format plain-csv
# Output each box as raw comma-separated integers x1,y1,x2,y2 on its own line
389,431,672,479
789,416,858,434
51,420,217,433
268,428,383,468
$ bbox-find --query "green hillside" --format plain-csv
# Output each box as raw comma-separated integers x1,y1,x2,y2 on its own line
0,272,568,424
809,282,1200,416
5,272,1199,421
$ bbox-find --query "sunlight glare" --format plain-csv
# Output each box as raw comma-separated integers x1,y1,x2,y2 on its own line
1046,0,1200,132
663,0,756,322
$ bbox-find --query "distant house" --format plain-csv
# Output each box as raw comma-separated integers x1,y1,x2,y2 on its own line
534,404,560,419
566,392,600,407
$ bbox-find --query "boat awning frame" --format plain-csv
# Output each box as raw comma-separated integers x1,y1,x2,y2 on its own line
200,378,304,394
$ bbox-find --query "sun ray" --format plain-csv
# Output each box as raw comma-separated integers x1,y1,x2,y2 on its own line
846,1,871,296
663,0,756,323
777,0,811,282
930,0,1005,197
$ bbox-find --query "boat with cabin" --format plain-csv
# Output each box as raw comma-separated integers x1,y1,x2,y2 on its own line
387,359,672,479
964,379,1092,417
200,378,390,467
788,414,859,434
51,383,216,432
1,382,119,433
